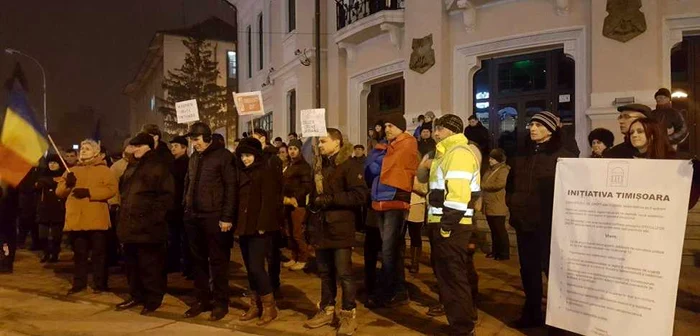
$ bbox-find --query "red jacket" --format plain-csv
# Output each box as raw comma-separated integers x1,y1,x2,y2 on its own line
380,132,419,193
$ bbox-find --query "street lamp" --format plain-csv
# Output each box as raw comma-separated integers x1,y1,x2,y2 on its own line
5,48,48,132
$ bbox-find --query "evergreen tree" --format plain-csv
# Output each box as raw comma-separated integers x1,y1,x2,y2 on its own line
159,37,230,135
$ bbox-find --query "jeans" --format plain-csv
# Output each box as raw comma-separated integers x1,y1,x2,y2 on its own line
185,217,232,306
123,243,166,309
240,234,273,296
70,230,108,289
376,210,407,298
486,216,510,258
317,248,356,310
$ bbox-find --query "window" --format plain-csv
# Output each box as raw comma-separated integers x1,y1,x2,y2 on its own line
246,26,252,78
227,51,236,79
288,89,296,132
258,14,264,70
251,112,273,137
150,95,156,111
287,0,296,32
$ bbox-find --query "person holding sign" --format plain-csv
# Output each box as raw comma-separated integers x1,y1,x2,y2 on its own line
627,118,676,159
604,104,650,158
506,111,576,328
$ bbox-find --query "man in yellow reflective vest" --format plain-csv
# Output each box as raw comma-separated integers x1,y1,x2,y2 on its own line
425,114,480,336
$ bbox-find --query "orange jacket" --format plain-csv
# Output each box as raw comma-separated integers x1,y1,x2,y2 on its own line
379,132,419,193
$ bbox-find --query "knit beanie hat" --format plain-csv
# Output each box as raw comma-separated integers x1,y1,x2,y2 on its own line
235,137,263,157
288,139,303,150
588,128,615,149
530,111,558,133
435,114,463,134
383,114,407,131
655,88,671,99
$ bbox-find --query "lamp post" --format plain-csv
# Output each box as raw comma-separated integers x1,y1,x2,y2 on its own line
5,48,48,132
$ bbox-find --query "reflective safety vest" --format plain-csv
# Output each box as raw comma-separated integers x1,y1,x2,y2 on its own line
427,133,480,225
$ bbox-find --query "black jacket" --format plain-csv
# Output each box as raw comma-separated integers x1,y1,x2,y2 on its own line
262,144,284,226
35,169,66,224
507,136,576,232
651,106,688,145
183,142,237,222
464,123,490,153
308,144,369,249
155,141,175,167
603,140,636,159
117,150,175,244
0,184,19,245
170,154,189,219
235,157,281,236
283,157,313,207
418,138,437,157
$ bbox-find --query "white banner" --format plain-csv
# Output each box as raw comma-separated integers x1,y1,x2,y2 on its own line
547,159,692,336
233,91,265,116
300,108,327,137
175,99,199,124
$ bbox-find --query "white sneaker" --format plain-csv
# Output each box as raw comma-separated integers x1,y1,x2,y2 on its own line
282,260,296,268
290,262,306,271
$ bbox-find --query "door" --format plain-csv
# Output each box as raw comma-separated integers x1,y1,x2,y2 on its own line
492,96,550,161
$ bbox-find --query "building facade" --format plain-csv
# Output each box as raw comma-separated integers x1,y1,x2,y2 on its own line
232,0,700,264
125,17,238,143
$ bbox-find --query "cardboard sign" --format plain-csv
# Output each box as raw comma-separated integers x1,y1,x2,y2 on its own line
233,91,265,116
175,99,199,124
300,109,327,137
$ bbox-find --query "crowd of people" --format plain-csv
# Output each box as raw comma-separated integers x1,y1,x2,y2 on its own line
0,87,697,336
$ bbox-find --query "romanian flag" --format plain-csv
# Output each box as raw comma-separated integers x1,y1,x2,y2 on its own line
0,88,48,186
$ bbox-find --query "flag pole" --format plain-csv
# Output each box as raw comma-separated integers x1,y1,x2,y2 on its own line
47,134,71,173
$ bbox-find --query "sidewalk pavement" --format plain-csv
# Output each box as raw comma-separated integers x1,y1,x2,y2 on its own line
0,237,698,336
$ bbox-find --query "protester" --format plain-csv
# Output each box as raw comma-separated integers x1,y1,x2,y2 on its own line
212,133,226,149
352,144,366,163
652,88,688,146
64,149,79,168
412,114,425,139
281,139,313,271
278,143,290,167
251,128,284,296
365,115,419,307
274,137,284,148
0,181,19,273
418,126,437,157
507,111,576,328
35,154,66,263
481,149,511,261
141,124,175,165
604,104,650,158
405,176,427,273
56,139,118,295
367,129,379,150
627,118,676,159
305,128,368,335
182,122,236,321
588,128,615,158
17,167,40,250
168,136,191,277
423,111,435,131
234,137,280,325
288,132,298,142
425,114,481,335
373,121,386,142
115,134,174,315
464,115,490,155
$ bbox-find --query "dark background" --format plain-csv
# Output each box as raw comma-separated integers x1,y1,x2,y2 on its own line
0,0,237,152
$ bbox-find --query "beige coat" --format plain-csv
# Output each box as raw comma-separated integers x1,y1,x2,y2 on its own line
56,159,118,231
407,177,428,223
481,163,510,216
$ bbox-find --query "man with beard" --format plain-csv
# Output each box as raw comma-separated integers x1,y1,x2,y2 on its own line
182,122,236,321
115,134,174,315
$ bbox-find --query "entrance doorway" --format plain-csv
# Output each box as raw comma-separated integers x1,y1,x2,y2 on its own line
671,36,700,155
473,49,575,160
366,76,405,138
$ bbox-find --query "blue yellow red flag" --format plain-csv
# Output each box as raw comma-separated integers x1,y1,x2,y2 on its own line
0,88,49,186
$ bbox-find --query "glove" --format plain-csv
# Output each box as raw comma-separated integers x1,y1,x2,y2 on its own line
313,194,333,209
65,172,77,188
72,188,90,199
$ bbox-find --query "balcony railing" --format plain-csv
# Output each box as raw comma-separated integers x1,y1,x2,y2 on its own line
335,0,405,31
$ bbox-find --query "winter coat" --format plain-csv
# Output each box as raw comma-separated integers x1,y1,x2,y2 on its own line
183,142,237,222
464,123,490,154
117,150,175,244
155,141,175,167
507,137,576,232
603,140,636,159
481,162,510,216
235,157,281,236
407,177,428,223
261,145,285,227
18,168,39,218
418,137,436,157
56,158,119,231
108,158,129,206
35,168,66,223
651,106,688,145
283,157,313,207
0,183,19,245
170,155,189,218
308,143,369,249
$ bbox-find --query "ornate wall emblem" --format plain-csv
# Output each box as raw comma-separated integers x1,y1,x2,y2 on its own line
602,0,647,43
409,34,436,74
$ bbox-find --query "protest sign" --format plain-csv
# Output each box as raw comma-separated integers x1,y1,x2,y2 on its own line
300,109,327,137
175,99,199,124
233,91,265,116
547,159,692,336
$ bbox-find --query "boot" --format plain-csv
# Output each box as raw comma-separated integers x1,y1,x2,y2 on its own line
304,306,336,329
257,293,278,326
337,309,358,336
239,292,261,321
409,247,420,274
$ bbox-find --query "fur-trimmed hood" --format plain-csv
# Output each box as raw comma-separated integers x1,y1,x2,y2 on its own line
334,142,354,166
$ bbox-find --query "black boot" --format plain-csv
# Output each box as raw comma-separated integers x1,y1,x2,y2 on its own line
409,247,420,274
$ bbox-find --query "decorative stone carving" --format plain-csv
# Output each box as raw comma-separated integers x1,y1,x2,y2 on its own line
338,42,356,63
409,34,436,74
445,0,476,32
603,0,647,43
380,23,403,50
555,0,569,16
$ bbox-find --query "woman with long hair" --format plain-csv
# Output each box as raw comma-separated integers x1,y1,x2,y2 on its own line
627,118,676,159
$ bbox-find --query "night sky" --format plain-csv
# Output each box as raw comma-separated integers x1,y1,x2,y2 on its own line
0,0,236,152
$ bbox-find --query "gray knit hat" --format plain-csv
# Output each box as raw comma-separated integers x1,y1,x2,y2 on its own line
530,111,558,133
